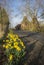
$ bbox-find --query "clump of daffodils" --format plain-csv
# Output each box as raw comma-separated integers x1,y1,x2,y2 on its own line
3,32,26,65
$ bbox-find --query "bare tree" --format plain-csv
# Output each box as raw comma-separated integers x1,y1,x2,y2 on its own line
20,0,44,31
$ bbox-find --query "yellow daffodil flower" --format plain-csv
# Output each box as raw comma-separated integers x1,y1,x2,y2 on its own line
5,45,9,49
14,45,21,51
9,54,13,61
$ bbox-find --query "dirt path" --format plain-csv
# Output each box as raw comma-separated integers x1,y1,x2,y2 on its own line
13,30,44,65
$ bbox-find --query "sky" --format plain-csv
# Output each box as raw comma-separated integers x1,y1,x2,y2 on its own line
0,0,44,28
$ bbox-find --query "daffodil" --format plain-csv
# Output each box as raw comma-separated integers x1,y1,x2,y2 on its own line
9,54,13,61
3,40,5,42
20,42,24,47
14,42,18,46
8,44,11,47
6,40,9,42
14,45,21,51
17,47,21,51
13,38,16,42
3,44,5,48
5,45,9,49
3,32,26,65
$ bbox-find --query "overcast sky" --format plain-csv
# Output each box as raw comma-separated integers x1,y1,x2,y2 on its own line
0,0,44,28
